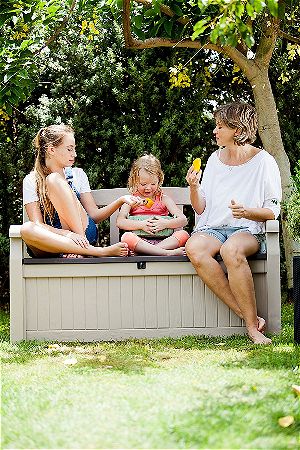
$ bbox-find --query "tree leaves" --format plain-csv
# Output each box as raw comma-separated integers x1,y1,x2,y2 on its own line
193,0,277,48
0,0,77,110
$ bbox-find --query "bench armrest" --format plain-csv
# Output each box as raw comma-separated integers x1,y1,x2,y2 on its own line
266,219,279,233
9,225,22,238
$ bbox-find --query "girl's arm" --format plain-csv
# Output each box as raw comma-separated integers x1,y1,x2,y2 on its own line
80,192,141,223
185,166,206,215
116,203,154,234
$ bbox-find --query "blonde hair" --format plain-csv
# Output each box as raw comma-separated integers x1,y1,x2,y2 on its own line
127,154,164,193
214,102,258,145
33,124,74,221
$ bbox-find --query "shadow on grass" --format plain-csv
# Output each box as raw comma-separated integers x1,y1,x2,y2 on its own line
1,303,297,373
163,391,300,450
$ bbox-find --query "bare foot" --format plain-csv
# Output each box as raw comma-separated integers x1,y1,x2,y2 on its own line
99,243,129,257
62,254,85,259
257,316,266,333
247,327,272,345
167,247,186,256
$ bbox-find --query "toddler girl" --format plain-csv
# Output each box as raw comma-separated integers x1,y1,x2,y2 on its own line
117,154,189,255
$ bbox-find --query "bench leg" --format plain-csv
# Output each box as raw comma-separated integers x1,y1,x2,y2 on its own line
10,236,25,342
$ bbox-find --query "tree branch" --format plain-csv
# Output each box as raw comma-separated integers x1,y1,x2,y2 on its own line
278,29,300,45
255,14,280,66
124,0,218,49
123,0,256,79
34,0,77,55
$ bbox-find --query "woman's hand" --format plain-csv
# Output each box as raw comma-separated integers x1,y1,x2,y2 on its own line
186,166,202,188
148,217,169,232
66,231,90,248
229,199,246,219
121,195,144,207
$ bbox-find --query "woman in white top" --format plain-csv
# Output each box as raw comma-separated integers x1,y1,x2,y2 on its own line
185,102,282,345
21,124,141,257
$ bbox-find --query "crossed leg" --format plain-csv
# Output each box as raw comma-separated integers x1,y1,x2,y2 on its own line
121,232,186,256
185,232,271,344
21,173,128,257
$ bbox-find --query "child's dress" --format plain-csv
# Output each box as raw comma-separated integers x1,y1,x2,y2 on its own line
129,192,171,245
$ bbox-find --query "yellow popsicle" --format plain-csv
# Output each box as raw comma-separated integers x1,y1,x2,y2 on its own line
192,158,201,172
144,198,154,208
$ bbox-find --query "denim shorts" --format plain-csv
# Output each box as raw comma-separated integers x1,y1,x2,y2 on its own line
85,216,98,246
193,226,266,254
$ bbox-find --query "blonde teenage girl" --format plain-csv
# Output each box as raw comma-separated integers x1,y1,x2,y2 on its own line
117,154,189,256
21,124,140,257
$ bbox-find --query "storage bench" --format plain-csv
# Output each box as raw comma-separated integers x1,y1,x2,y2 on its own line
9,187,281,342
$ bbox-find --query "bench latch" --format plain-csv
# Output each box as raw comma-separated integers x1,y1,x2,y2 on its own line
137,261,146,269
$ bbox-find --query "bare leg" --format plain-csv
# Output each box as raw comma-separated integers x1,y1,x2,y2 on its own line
135,240,185,256
220,233,271,344
21,222,128,257
156,230,189,250
185,233,266,336
46,173,88,234
121,232,185,256
156,236,182,250
185,234,244,317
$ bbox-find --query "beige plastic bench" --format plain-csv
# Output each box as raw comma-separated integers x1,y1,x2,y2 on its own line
9,187,281,342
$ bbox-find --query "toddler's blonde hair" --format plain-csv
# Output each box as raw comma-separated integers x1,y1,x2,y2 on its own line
127,154,164,194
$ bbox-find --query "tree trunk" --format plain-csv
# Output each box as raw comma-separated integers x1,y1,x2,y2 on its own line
250,69,293,289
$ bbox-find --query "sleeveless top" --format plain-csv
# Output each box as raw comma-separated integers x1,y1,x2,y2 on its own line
130,192,169,216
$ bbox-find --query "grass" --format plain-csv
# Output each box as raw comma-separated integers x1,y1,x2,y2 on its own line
1,303,300,449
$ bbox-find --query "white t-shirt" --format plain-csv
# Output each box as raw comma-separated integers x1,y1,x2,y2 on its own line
23,167,91,205
194,149,282,235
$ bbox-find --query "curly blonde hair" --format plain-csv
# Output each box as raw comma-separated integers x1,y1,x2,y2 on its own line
127,154,164,194
214,102,258,145
33,124,74,222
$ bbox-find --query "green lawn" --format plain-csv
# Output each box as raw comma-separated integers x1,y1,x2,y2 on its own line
1,304,299,449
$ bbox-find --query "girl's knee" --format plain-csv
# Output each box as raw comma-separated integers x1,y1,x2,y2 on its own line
173,230,190,247
121,232,141,251
45,172,67,192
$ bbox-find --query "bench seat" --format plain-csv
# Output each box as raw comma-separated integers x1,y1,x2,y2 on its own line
9,187,281,342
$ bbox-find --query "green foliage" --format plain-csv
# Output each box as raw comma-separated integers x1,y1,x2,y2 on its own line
286,161,300,241
0,0,76,111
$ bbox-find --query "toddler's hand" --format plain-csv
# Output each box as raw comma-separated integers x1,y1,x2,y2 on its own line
141,220,155,234
186,166,201,187
229,199,246,219
148,217,168,232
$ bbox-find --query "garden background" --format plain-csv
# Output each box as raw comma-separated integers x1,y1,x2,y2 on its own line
1,2,300,449
0,0,299,304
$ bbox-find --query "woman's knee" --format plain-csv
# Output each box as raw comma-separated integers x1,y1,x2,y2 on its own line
220,244,246,267
185,239,208,266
